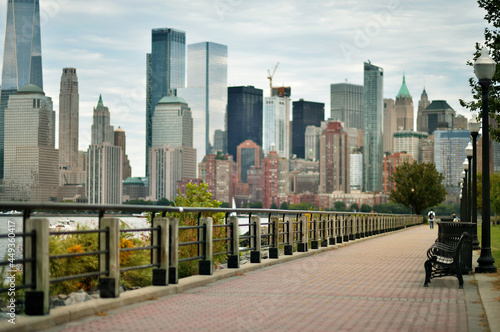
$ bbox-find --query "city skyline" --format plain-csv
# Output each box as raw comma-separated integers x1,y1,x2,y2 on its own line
0,0,489,177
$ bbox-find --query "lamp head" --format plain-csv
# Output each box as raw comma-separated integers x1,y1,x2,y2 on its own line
465,142,473,157
463,158,469,171
469,117,481,134
474,47,497,80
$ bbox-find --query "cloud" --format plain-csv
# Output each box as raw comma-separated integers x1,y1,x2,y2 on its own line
0,0,490,177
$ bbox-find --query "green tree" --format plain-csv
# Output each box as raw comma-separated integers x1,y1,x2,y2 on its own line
459,0,500,142
360,204,372,213
477,172,500,220
289,202,318,210
389,162,446,215
350,203,359,212
280,201,289,210
270,202,278,209
249,202,262,208
334,201,346,211
156,198,174,206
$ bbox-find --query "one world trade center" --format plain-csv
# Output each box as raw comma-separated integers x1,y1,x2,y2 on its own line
0,0,43,179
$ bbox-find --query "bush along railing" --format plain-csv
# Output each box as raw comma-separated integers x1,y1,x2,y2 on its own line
0,202,422,316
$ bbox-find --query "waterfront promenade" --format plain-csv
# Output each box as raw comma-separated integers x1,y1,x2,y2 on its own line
8,224,499,331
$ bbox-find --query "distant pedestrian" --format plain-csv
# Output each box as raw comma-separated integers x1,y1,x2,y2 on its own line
428,209,435,229
453,213,459,222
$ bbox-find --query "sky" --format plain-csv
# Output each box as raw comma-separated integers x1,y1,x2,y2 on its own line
0,0,491,177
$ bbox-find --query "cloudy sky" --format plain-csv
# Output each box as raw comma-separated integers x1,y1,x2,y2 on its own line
0,0,490,177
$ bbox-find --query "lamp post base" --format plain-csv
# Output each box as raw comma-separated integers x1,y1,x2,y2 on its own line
475,249,497,273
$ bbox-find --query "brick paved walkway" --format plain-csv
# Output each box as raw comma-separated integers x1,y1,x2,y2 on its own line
46,225,485,332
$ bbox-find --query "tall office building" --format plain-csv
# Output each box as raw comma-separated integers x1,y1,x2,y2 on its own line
236,140,261,183
363,61,384,192
177,42,228,163
87,143,122,204
319,121,350,194
146,28,186,177
87,97,122,204
395,75,414,131
383,98,396,154
152,96,193,149
263,96,290,159
58,68,79,183
416,88,431,133
262,150,289,209
91,95,114,145
330,83,363,130
150,96,195,200
227,86,263,160
114,127,132,180
292,99,325,159
0,0,43,179
434,129,470,202
350,152,363,191
419,100,456,135
2,84,58,202
305,126,322,161
393,131,429,163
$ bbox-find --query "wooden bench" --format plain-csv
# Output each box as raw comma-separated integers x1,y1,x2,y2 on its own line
423,232,469,289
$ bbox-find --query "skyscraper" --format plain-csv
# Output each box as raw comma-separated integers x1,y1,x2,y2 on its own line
330,83,363,130
416,88,431,133
319,121,350,194
227,86,263,160
292,99,325,159
263,96,290,159
363,61,384,193
0,0,43,179
420,100,456,135
150,96,196,201
177,42,228,163
114,127,132,181
2,84,58,202
59,68,79,172
87,96,122,204
395,75,414,131
237,140,261,183
383,98,396,154
146,28,186,177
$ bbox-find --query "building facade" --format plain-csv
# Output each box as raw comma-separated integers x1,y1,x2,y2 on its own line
236,140,261,183
416,88,431,133
434,129,471,202
177,42,227,163
395,75,414,131
419,100,456,135
292,99,325,159
363,62,384,192
304,126,322,161
263,96,290,159
382,152,414,194
227,86,263,160
152,96,193,149
350,152,363,191
393,130,429,163
2,84,58,202
330,83,363,130
383,98,396,154
319,121,350,194
0,0,43,179
262,150,289,208
114,127,132,180
198,154,233,203
146,27,186,177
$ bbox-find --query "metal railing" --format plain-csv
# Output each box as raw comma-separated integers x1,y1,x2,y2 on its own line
0,202,422,315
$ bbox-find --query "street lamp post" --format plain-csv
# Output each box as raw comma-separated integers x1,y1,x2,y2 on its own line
474,47,497,273
469,118,481,249
462,164,468,223
465,144,473,224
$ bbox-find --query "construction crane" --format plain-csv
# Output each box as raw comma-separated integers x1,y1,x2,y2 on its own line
267,62,279,95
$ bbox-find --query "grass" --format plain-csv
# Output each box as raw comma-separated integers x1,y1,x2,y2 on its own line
477,223,500,268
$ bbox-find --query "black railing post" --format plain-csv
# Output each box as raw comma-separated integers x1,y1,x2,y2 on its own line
25,218,49,315
152,217,169,286
169,218,179,284
199,217,213,275
269,216,280,259
99,218,120,298
298,214,308,252
228,216,240,268
284,215,294,255
250,216,261,263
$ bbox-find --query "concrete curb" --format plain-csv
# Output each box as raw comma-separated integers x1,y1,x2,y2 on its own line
0,227,421,332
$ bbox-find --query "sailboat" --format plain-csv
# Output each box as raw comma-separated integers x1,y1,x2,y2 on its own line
230,198,237,217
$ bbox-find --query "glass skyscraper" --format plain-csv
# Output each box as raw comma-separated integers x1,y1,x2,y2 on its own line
177,41,228,164
146,28,186,177
363,62,384,193
292,99,325,159
263,96,290,159
0,0,43,179
330,83,363,130
227,86,263,161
